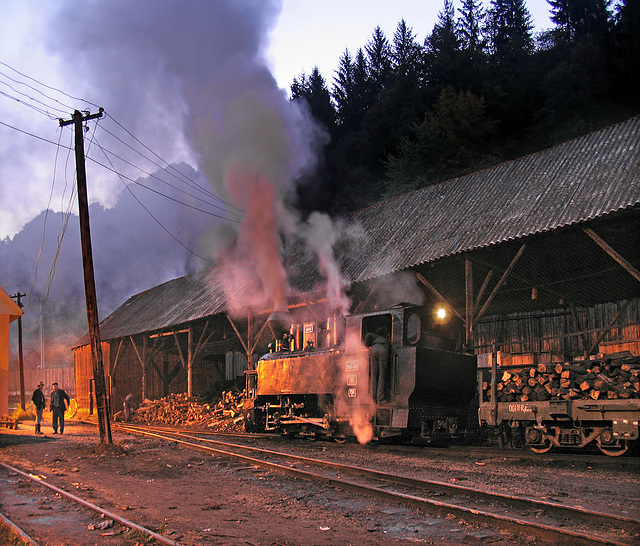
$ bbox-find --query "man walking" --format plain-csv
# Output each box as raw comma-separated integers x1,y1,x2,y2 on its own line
31,381,46,435
50,382,70,434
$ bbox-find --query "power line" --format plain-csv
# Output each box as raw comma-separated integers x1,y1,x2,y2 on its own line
0,62,242,220
0,119,240,222
105,112,241,213
0,77,70,118
0,60,101,110
94,136,216,263
0,67,76,112
93,122,239,218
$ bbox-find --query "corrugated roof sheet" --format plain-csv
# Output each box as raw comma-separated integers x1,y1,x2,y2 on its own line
344,116,640,281
85,116,640,344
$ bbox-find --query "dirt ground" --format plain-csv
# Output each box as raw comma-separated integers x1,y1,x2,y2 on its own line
1,420,639,545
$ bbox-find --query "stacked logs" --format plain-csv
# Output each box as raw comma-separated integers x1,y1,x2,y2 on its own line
485,352,640,403
131,391,246,432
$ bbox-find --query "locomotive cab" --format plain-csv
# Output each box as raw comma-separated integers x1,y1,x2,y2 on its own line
346,304,477,442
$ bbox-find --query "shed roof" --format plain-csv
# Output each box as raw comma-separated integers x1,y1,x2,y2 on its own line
80,116,640,345
342,116,640,282
0,284,23,322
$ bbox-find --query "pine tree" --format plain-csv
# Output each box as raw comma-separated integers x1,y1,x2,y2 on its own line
486,0,534,62
365,26,392,95
425,0,462,89
458,0,486,55
290,67,335,133
548,0,612,41
391,19,422,79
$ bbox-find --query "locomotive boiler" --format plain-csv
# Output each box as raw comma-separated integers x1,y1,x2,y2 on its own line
242,304,478,444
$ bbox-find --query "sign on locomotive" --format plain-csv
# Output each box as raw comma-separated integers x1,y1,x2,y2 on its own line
242,303,639,456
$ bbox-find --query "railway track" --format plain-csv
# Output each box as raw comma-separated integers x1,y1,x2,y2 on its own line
0,460,181,546
115,423,640,545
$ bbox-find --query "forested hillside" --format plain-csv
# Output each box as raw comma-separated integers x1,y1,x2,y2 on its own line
289,0,640,216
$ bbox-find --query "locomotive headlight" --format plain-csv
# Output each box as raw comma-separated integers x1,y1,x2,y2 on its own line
434,305,450,323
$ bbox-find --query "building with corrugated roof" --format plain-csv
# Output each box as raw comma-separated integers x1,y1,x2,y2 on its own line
0,284,23,416
72,116,640,414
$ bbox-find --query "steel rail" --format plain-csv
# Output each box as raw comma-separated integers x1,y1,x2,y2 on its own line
0,508,40,545
0,461,182,546
118,423,640,532
115,423,638,545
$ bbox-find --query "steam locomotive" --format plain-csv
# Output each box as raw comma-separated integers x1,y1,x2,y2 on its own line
242,303,640,455
243,303,479,445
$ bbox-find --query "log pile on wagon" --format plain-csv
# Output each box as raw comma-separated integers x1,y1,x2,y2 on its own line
130,390,246,432
484,351,640,402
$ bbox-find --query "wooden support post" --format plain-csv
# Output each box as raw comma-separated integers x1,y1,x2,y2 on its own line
569,303,589,357
474,270,494,315
475,244,526,324
465,258,474,350
587,300,630,356
415,272,464,322
584,227,640,283
187,325,193,397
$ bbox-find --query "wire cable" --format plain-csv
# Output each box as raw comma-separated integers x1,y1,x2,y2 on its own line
0,60,101,110
93,122,239,218
104,112,241,213
93,135,216,263
0,67,77,113
1,119,240,222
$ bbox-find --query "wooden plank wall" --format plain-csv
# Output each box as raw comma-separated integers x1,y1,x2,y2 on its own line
9,366,75,397
475,298,639,359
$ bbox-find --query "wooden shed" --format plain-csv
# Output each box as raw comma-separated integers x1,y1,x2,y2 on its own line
0,284,23,416
73,117,640,415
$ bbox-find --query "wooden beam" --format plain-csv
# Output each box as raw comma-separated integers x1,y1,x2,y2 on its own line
475,244,526,324
353,284,377,315
465,258,474,347
569,303,589,357
129,336,147,401
584,227,640,283
110,339,124,377
172,331,187,369
187,326,193,397
587,300,630,356
249,317,272,356
227,314,249,355
474,270,494,315
415,272,464,322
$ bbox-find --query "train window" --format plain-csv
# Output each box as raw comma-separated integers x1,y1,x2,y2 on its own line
362,314,392,343
406,312,421,345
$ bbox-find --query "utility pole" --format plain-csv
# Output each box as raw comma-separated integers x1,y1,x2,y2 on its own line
59,108,112,444
10,292,26,410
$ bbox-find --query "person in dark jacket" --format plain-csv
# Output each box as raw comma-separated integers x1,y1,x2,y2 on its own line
364,328,390,403
31,381,46,435
50,382,70,434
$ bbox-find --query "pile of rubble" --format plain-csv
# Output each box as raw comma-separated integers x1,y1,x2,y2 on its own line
131,390,246,432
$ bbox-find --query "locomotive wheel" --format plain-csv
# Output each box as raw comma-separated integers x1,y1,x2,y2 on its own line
528,438,554,454
597,439,631,457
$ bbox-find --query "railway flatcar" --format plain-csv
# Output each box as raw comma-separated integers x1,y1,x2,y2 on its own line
243,304,478,444
478,357,640,456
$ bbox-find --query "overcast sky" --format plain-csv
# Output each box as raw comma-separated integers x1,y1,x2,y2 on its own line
0,0,554,241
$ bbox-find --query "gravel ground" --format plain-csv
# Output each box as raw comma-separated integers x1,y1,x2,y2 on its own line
1,421,639,545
